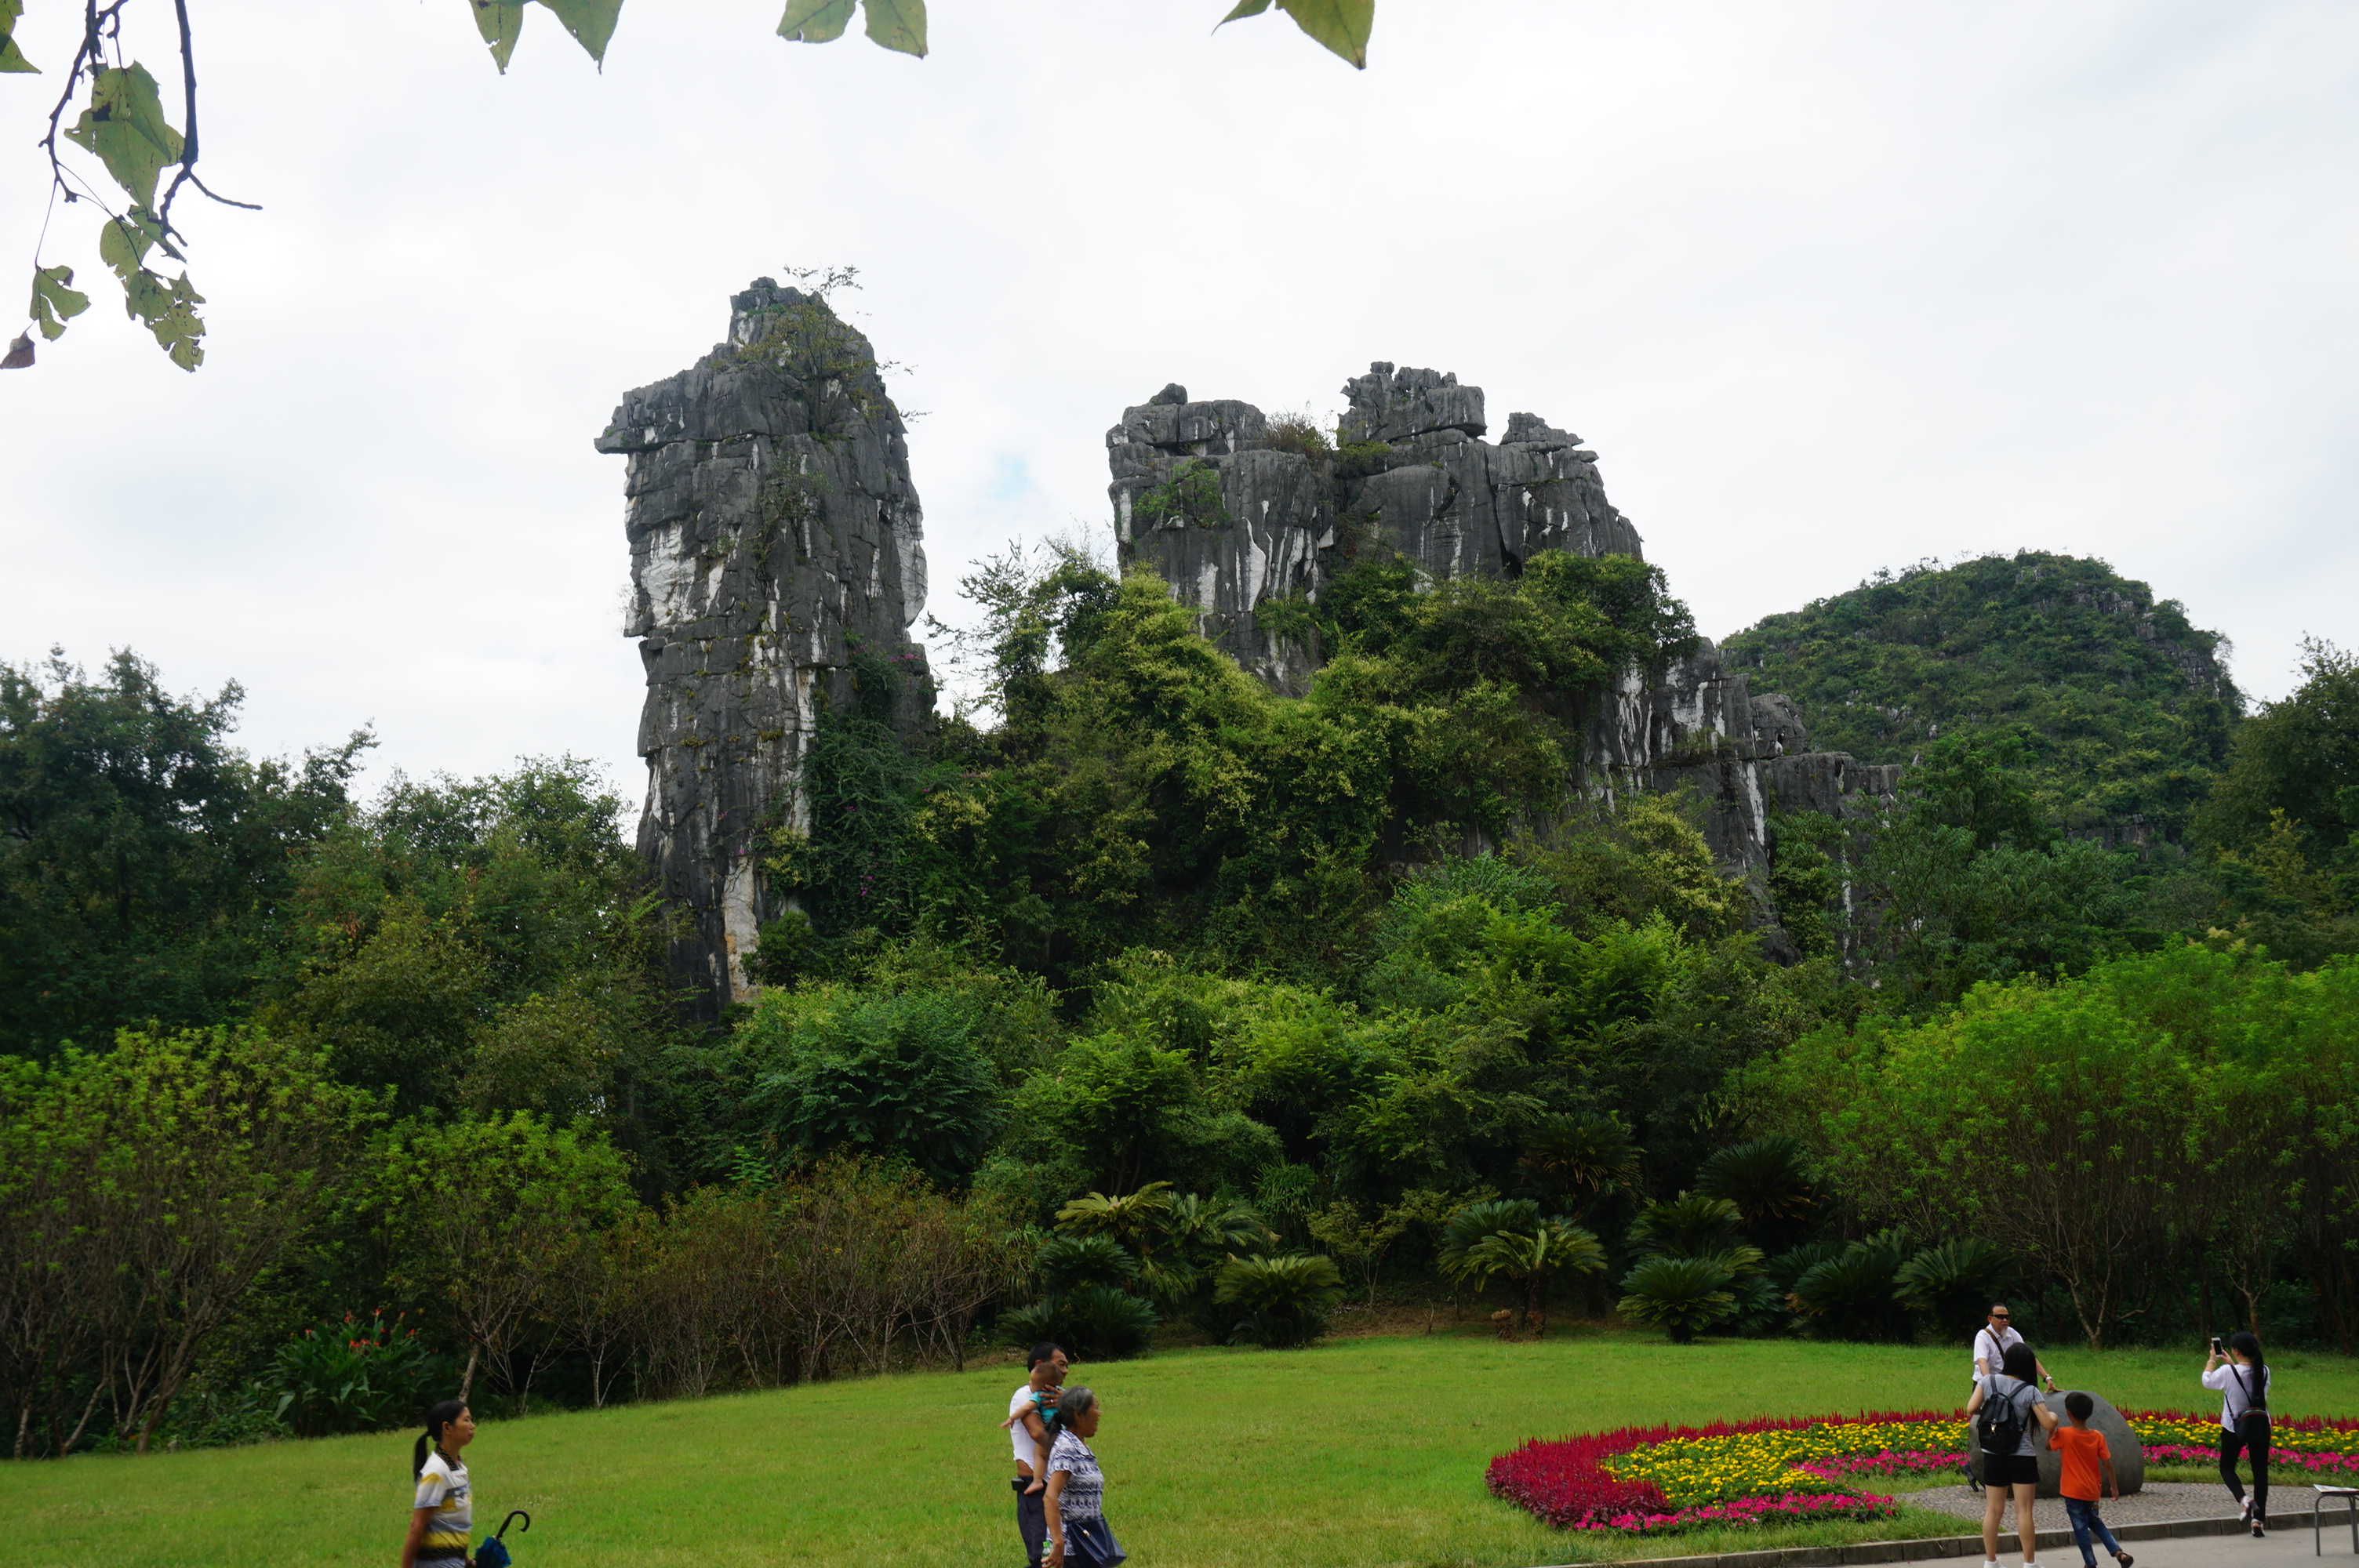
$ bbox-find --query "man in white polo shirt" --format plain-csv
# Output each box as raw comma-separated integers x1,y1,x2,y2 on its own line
1972,1303,2055,1389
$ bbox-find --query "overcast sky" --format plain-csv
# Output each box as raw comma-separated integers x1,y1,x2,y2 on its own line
6,1,2354,808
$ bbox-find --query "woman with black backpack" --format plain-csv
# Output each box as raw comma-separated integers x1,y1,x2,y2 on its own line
1968,1342,2060,1568
2204,1330,2272,1537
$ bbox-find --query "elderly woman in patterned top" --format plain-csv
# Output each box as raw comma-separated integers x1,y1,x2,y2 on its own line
1044,1386,1121,1567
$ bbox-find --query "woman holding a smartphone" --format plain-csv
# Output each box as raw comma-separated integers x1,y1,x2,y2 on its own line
2203,1331,2272,1537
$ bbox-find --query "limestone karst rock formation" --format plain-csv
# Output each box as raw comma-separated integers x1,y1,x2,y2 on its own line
597,279,931,1012
1109,363,1901,875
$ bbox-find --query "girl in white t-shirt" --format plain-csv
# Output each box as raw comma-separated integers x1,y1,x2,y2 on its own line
402,1400,476,1568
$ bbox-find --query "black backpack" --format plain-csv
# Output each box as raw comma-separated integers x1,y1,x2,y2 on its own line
1976,1376,2029,1459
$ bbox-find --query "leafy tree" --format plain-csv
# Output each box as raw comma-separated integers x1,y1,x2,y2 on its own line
0,1026,377,1454
374,1112,635,1404
744,988,1001,1189
0,649,367,1059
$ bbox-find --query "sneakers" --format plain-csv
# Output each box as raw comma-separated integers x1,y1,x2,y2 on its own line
2240,1498,2254,1525
2253,1522,2267,1539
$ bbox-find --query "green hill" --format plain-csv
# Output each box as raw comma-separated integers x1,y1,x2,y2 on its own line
1722,552,2242,843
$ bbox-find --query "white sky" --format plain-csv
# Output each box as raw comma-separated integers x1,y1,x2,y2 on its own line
5,2,2355,804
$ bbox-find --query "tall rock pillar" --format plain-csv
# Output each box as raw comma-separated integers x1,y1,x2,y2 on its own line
597,280,932,1014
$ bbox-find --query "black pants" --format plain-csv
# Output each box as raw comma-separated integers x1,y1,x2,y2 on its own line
2221,1414,2271,1519
1013,1475,1047,1566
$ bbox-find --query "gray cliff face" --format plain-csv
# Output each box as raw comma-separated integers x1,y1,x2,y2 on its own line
597,280,931,1012
1109,361,1899,876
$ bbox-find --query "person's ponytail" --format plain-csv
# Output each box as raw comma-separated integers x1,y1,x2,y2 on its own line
413,1399,468,1480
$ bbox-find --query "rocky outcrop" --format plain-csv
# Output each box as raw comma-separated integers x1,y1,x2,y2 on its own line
1108,362,1900,875
597,280,931,1013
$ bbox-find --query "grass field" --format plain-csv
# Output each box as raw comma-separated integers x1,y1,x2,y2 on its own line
10,1324,2357,1568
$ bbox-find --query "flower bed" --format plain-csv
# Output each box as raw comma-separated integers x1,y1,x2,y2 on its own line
1488,1410,2359,1535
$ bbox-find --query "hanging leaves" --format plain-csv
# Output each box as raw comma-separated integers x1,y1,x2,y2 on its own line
469,1,525,71
122,268,207,371
774,0,923,56
64,64,186,208
776,0,855,44
0,0,37,74
469,0,626,71
2,332,32,369
1217,0,1372,68
860,0,926,57
30,266,92,341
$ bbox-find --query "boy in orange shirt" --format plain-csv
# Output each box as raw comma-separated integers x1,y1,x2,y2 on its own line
2055,1392,2134,1568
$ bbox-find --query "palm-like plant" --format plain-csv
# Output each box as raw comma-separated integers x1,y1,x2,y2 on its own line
1518,1113,1641,1214
1460,1219,1606,1334
1437,1197,1542,1281
1790,1229,1916,1342
1694,1136,1817,1239
1056,1182,1176,1247
1623,1192,1745,1261
1213,1254,1347,1348
1893,1237,2010,1332
1617,1254,1739,1344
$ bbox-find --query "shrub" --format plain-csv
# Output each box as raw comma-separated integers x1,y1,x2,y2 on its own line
266,1310,455,1438
1037,1233,1138,1293
1790,1229,1916,1342
1693,1137,1817,1246
1624,1193,1745,1261
1894,1238,2012,1334
1438,1197,1542,1279
1214,1253,1346,1348
747,990,1001,1188
1617,1256,1738,1344
998,1284,1160,1362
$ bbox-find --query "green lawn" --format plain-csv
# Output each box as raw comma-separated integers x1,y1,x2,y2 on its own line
9,1327,2356,1568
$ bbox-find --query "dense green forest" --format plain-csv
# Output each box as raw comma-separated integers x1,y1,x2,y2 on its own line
5,546,2357,1458
1724,551,2241,843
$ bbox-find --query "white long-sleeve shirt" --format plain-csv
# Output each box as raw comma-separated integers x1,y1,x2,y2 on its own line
2202,1361,2271,1428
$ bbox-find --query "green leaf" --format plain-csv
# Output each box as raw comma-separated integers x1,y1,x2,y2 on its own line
119,267,205,371
31,265,91,342
1278,0,1370,67
469,0,525,71
63,64,186,208
98,206,182,282
538,0,623,63
777,0,855,42
860,0,925,57
0,0,37,73
1217,0,1371,68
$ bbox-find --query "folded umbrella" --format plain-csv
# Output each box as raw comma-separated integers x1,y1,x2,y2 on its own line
477,1509,531,1568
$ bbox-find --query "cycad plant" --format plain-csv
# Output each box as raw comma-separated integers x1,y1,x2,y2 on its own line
1693,1136,1818,1252
1213,1254,1346,1348
1617,1255,1739,1344
1893,1237,2010,1338
1624,1192,1745,1261
1790,1229,1916,1342
1458,1219,1607,1335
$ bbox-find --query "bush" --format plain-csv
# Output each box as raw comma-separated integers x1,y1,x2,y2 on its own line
1616,1255,1738,1344
266,1309,455,1438
1624,1193,1745,1261
1214,1254,1347,1348
1894,1237,2012,1334
747,989,1002,1188
998,1285,1160,1362
1790,1229,1916,1342
1037,1233,1138,1293
1438,1197,1542,1279
1693,1136,1817,1248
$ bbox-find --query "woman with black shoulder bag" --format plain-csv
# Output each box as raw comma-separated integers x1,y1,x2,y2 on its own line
2204,1330,2273,1537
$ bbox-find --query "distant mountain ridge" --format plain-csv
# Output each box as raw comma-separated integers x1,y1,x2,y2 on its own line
1721,552,2242,845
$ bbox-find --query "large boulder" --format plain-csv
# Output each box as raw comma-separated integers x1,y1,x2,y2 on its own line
1968,1389,2144,1497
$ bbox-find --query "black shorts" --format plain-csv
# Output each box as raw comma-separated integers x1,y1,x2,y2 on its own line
1989,1454,2041,1487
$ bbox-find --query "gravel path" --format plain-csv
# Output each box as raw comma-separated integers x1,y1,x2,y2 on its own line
1907,1481,2265,1528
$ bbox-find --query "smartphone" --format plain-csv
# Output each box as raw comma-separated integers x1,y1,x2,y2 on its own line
2211,1336,2224,1355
